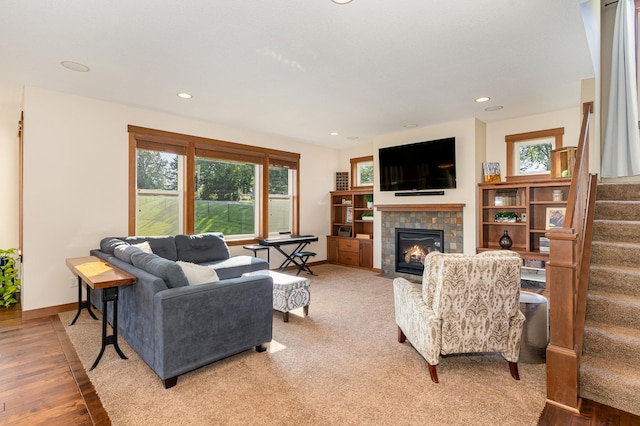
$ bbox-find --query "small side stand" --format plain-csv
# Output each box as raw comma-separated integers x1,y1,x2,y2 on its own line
65,256,136,371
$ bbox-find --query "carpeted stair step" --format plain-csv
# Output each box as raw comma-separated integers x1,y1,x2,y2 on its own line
585,290,640,329
596,182,640,201
592,219,640,243
594,201,640,221
589,265,640,298
590,241,640,269
580,353,640,417
582,321,640,369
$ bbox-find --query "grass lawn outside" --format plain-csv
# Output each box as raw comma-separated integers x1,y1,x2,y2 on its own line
137,195,290,236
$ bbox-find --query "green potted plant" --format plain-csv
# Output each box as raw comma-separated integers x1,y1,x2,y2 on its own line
364,193,373,209
362,212,374,221
0,248,21,307
494,212,517,223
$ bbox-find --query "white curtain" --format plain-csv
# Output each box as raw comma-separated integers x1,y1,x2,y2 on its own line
602,0,640,178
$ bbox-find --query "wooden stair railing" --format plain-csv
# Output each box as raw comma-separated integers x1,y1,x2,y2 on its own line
545,101,596,412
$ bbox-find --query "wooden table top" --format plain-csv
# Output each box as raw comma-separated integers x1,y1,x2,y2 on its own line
65,256,137,289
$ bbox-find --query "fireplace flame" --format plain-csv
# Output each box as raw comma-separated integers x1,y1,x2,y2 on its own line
404,244,428,264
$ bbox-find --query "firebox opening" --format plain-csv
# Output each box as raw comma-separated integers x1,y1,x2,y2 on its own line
395,228,444,275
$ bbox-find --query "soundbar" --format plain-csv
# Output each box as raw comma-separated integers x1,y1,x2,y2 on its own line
395,191,445,196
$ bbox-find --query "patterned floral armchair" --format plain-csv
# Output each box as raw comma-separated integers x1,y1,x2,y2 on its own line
393,250,525,383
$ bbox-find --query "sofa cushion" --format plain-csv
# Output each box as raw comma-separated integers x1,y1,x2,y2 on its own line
176,261,220,285
122,236,177,261
201,255,268,280
100,237,129,255
175,233,230,263
130,251,188,288
114,244,144,264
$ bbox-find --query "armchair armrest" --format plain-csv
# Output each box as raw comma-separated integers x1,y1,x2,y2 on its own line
393,277,442,365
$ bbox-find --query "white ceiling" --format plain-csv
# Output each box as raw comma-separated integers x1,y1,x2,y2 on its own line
0,0,593,149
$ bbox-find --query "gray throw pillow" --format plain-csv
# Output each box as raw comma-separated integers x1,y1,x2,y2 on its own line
175,233,230,263
123,236,177,261
130,251,188,288
114,244,143,264
100,237,128,255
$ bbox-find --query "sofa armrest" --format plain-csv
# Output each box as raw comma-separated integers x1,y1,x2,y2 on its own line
152,275,273,380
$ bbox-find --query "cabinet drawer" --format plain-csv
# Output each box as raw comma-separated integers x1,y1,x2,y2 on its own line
339,239,359,253
340,253,360,266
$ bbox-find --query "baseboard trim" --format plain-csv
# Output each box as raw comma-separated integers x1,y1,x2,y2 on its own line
22,302,76,321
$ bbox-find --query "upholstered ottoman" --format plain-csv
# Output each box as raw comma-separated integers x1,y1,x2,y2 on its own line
243,270,310,322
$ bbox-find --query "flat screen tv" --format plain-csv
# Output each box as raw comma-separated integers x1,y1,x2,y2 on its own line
379,137,456,191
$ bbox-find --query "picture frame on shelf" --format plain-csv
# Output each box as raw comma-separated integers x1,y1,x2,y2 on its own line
482,162,501,182
545,207,566,229
346,206,353,223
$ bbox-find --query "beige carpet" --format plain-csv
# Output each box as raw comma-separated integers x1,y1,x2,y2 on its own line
60,264,546,425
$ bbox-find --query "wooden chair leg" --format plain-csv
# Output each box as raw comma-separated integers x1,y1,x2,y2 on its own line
508,361,520,380
397,326,406,343
428,363,439,383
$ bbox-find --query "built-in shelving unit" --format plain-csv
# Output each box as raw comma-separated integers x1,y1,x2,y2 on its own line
327,189,374,269
477,178,571,260
478,178,571,289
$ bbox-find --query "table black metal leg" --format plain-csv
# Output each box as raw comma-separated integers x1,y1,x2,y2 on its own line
89,286,127,371
70,276,98,326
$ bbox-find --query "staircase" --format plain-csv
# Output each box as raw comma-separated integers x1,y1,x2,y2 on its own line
580,182,640,415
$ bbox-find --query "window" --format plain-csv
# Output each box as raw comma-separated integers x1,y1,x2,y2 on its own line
268,166,292,234
129,126,300,242
350,155,374,188
194,157,259,238
505,128,563,181
516,138,554,174
136,148,184,235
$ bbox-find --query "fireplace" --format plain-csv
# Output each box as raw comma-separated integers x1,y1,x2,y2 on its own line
395,228,444,275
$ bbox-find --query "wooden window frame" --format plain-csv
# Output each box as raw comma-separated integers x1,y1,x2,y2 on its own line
505,128,564,182
128,125,300,245
350,155,374,189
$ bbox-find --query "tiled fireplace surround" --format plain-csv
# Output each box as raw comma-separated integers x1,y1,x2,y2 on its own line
379,204,464,280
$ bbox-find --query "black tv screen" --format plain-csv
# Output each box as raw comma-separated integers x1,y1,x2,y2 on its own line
379,137,456,191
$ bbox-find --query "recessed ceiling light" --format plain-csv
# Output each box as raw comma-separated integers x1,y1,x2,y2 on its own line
404,124,418,128
485,105,504,112
60,61,90,72
332,0,353,4
330,132,340,136
177,92,192,99
475,96,490,103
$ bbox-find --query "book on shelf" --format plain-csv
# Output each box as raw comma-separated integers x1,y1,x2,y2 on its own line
539,237,550,253
494,189,519,206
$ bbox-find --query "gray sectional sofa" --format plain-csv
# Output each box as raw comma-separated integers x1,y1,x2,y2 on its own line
90,232,272,388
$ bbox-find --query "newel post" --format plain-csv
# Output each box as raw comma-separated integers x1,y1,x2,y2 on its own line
545,227,580,411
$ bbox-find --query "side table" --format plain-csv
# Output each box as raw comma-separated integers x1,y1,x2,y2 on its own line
66,256,137,370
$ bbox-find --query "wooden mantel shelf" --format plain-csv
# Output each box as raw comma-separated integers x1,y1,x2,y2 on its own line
375,203,465,212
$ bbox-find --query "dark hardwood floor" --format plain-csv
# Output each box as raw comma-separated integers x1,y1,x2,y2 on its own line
0,303,638,425
0,304,109,425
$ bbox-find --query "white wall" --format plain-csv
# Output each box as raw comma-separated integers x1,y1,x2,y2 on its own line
0,82,22,250
21,86,337,312
372,118,483,266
